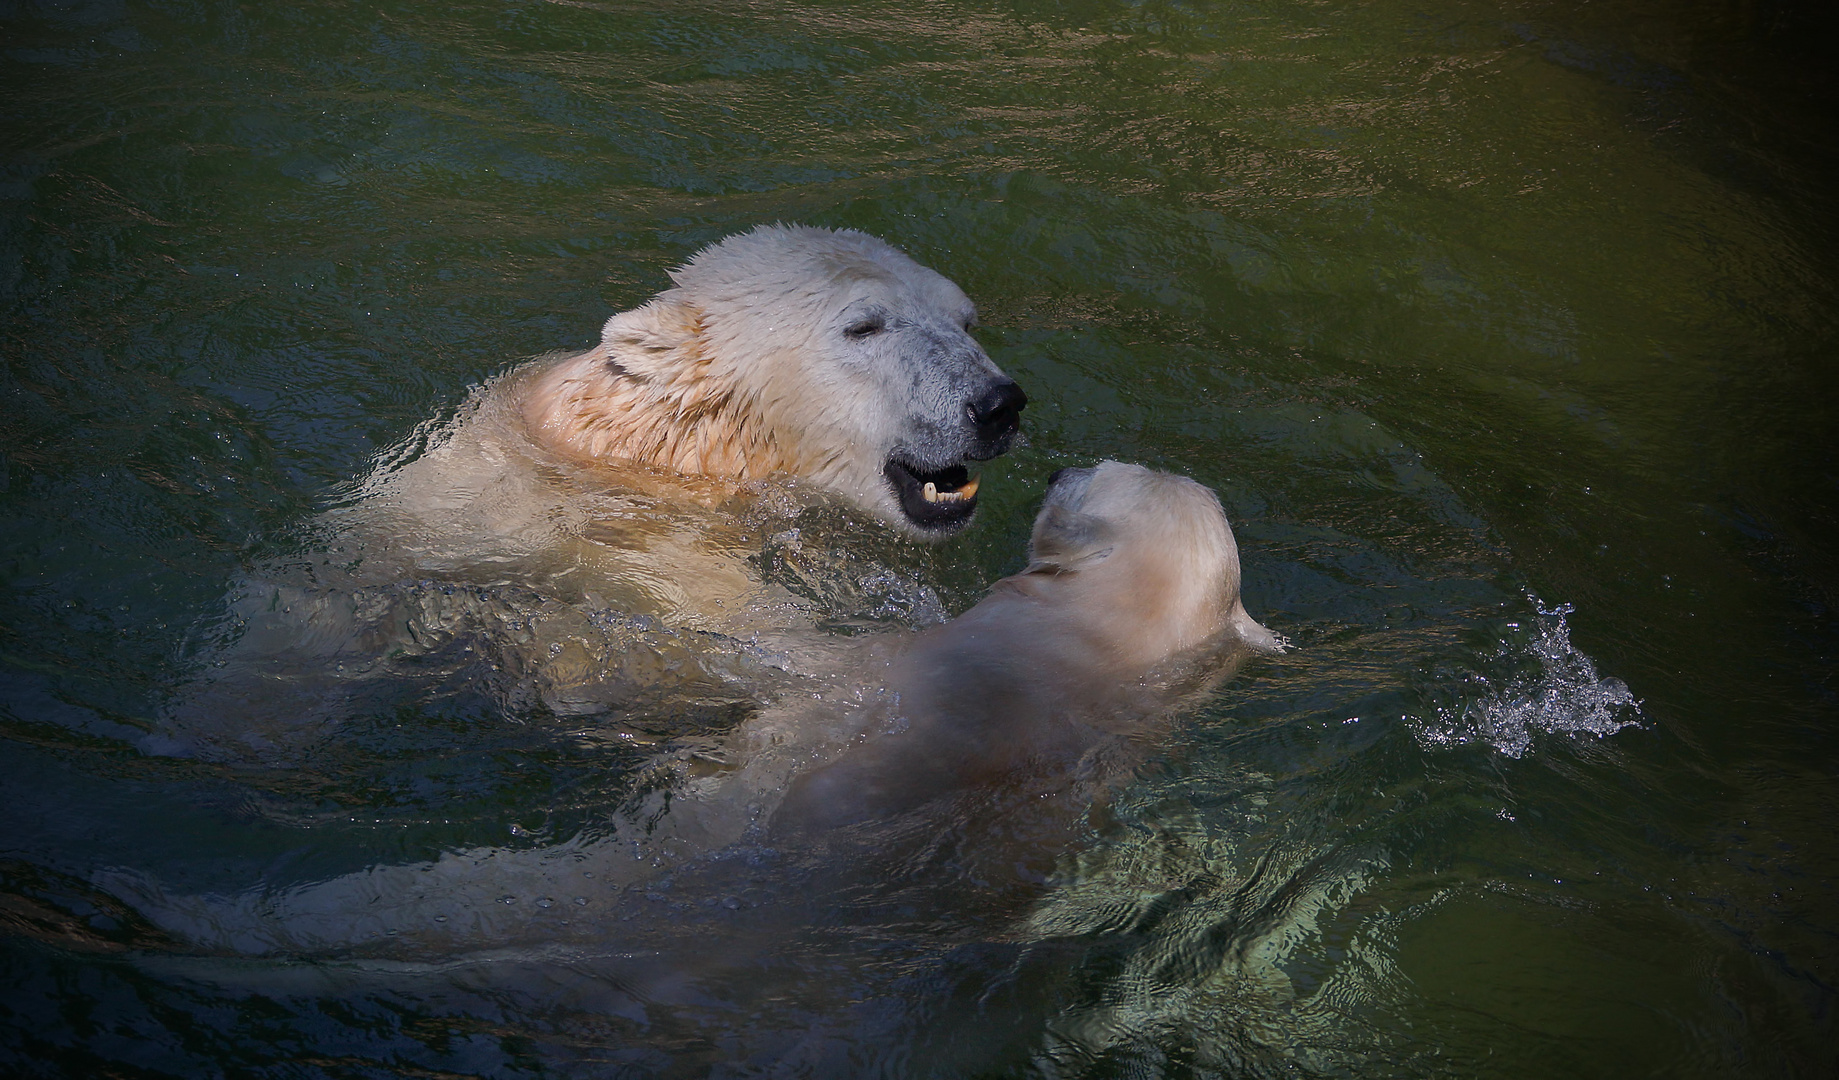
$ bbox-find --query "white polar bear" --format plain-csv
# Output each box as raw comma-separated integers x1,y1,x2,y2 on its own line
324,223,1026,619
516,223,1026,535
770,459,1285,833
353,222,1024,579
116,462,1282,957
156,226,1025,759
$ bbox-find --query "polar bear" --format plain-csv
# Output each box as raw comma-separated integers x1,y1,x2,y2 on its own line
771,459,1284,833
515,223,1026,535
155,225,1024,760
115,462,1281,956
331,223,1024,618
355,222,1024,566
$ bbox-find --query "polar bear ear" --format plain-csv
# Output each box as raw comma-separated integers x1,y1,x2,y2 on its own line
1025,503,1116,575
599,294,705,381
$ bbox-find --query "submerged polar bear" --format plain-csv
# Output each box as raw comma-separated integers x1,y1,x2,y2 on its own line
160,227,1024,757
116,461,1281,955
769,460,1285,834
330,223,1025,617
355,223,1023,559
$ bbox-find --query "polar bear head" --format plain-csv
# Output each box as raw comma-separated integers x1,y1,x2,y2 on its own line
1022,460,1284,662
584,224,1025,537
767,461,1281,835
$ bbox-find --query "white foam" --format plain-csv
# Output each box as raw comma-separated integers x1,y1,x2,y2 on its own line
1425,597,1640,757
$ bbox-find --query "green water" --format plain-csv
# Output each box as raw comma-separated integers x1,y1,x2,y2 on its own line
2,0,1835,1075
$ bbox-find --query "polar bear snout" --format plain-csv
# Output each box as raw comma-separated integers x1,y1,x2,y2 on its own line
966,380,1027,451
877,369,1025,536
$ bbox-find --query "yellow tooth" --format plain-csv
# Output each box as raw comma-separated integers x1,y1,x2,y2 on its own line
923,481,939,503
957,476,980,500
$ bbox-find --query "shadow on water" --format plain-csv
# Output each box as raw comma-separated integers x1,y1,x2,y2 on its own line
2,0,1837,1075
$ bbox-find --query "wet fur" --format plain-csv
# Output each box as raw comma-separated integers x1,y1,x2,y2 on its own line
771,461,1283,834
334,224,1020,617
123,462,1280,958
155,226,1019,760
516,223,1018,524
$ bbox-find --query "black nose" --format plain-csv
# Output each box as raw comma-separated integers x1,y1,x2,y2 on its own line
967,380,1026,438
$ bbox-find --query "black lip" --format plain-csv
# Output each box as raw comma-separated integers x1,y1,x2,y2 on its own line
883,458,978,533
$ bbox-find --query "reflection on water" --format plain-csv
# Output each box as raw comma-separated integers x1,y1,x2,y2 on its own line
2,0,1836,1075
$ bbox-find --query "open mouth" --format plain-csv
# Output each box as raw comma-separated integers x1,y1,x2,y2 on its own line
883,458,982,533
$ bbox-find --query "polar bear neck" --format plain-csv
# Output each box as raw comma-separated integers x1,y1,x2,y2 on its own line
518,342,807,482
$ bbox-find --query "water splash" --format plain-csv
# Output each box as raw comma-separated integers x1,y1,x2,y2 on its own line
1422,597,1641,757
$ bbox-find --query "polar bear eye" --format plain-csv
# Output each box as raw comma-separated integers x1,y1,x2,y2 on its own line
844,316,885,339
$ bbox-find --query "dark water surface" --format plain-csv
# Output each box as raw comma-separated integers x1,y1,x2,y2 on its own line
3,0,1836,1075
